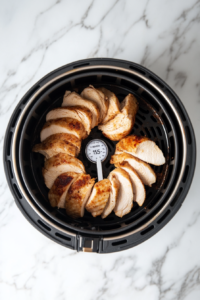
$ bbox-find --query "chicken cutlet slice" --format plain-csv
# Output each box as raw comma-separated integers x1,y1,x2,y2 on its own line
81,85,109,124
111,168,134,218
46,106,92,135
48,172,79,208
85,179,111,217
42,153,85,189
116,135,166,166
33,134,79,159
110,152,156,186
101,173,120,219
97,87,121,124
98,94,138,141
116,162,146,206
65,174,95,219
40,118,87,142
62,91,100,128
40,133,81,152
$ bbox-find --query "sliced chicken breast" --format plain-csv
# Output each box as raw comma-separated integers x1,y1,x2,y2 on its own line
65,174,95,219
40,118,87,142
81,85,108,124
48,172,78,208
116,135,166,165
46,106,93,135
97,87,121,124
98,94,139,141
33,134,79,159
62,91,100,128
101,173,120,219
41,133,81,152
111,168,134,218
110,153,156,186
85,179,111,217
42,153,85,189
116,162,146,206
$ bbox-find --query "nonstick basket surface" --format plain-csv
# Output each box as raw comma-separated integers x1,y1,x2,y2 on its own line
4,59,196,253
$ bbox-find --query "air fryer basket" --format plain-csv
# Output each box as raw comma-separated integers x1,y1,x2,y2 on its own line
4,58,196,253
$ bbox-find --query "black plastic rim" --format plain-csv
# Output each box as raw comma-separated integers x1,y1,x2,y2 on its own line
3,58,196,253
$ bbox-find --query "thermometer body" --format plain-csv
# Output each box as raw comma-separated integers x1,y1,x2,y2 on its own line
85,139,108,181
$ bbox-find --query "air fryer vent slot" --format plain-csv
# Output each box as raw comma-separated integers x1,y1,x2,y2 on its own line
144,127,151,138
157,209,170,224
7,160,13,179
141,225,154,235
55,233,71,241
182,165,189,183
137,113,146,120
37,220,51,231
7,132,12,156
135,117,142,125
185,126,192,145
150,127,156,137
156,126,162,136
112,239,127,246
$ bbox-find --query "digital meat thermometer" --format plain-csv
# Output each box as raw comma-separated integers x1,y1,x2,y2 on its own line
85,139,108,181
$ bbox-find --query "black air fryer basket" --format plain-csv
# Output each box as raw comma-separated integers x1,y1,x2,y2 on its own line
3,58,196,253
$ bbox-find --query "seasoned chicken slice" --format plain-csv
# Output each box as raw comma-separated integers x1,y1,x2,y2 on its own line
98,94,139,141
33,134,79,159
111,168,134,218
81,85,109,124
110,153,156,186
65,174,95,218
48,172,78,208
116,162,146,206
85,179,111,217
42,153,85,189
62,91,100,128
101,173,120,219
40,118,87,142
97,87,120,124
46,106,92,135
116,135,166,166
36,132,81,154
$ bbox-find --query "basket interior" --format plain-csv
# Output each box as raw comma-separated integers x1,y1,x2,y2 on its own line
19,71,178,234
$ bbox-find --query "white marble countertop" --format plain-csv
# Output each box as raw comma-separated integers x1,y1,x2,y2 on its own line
0,0,199,299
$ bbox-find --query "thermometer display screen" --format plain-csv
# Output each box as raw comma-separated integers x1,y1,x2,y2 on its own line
85,139,108,163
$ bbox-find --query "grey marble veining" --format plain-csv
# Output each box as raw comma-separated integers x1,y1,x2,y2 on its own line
0,0,199,299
